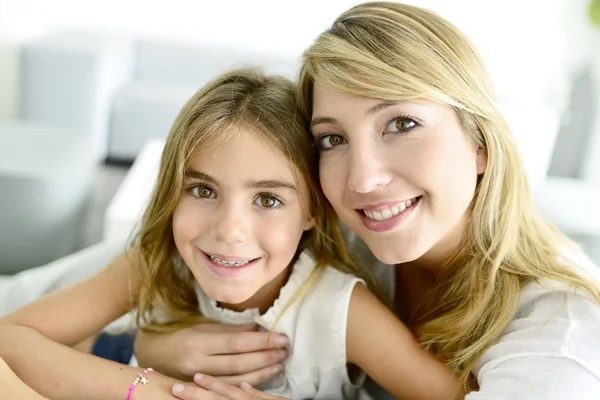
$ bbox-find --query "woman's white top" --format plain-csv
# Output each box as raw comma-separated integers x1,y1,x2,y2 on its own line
196,251,369,399
353,235,600,400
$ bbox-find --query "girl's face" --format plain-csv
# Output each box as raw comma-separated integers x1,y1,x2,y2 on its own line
310,84,486,268
172,130,313,310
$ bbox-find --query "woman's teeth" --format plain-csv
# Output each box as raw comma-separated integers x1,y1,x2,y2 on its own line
208,255,252,267
363,197,417,221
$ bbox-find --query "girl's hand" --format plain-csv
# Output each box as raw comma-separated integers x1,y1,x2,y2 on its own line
171,373,289,400
135,323,289,386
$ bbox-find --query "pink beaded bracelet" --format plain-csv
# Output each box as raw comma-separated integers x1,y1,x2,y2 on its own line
126,367,154,400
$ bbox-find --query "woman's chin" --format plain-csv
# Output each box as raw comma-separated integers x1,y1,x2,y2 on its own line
368,241,426,265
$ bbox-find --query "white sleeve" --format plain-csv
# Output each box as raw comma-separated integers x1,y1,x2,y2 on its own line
465,356,600,400
466,283,600,400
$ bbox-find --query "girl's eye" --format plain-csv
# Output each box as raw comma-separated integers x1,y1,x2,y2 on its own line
254,194,281,209
386,117,417,133
317,134,347,150
190,185,215,199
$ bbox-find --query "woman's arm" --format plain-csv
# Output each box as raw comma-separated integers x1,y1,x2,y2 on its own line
346,284,464,400
0,251,181,400
135,323,289,384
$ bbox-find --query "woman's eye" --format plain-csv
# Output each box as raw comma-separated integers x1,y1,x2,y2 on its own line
318,134,347,150
255,194,281,209
190,185,215,199
387,117,416,133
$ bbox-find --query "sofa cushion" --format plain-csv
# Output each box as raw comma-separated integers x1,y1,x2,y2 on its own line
134,39,300,86
108,81,198,160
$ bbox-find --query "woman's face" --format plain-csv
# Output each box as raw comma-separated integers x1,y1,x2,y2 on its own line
310,84,486,267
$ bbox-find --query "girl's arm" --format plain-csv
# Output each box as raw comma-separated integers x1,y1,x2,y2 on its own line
0,356,49,400
346,284,464,400
0,251,181,400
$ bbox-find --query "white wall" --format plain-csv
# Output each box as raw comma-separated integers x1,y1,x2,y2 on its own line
0,0,593,105
0,0,596,153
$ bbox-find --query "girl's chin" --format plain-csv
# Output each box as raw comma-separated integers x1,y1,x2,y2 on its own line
202,287,252,305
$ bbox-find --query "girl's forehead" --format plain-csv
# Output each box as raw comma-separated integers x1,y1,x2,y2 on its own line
186,131,307,187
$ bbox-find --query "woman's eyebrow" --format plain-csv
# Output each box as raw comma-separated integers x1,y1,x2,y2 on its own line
310,101,402,128
366,101,400,115
310,116,337,128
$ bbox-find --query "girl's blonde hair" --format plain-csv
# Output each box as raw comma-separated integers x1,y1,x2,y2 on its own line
298,1,600,389
133,68,385,331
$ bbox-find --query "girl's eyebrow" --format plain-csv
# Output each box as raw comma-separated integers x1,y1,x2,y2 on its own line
185,169,297,192
184,169,217,184
246,180,297,192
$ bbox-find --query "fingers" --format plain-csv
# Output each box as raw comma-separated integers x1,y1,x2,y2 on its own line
241,382,284,399
193,323,259,334
205,348,288,376
171,374,289,400
219,363,284,387
192,373,254,400
210,331,289,355
172,383,215,400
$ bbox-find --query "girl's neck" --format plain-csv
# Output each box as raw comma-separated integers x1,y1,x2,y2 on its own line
218,264,293,314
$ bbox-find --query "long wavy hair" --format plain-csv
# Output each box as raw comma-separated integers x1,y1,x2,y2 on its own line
133,68,385,332
298,1,600,389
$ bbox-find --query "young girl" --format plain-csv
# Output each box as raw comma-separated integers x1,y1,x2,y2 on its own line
0,68,460,400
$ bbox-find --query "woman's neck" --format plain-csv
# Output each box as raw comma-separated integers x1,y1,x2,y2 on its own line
394,215,469,326
407,211,469,277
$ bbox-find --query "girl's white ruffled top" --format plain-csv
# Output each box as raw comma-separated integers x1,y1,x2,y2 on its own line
196,250,368,399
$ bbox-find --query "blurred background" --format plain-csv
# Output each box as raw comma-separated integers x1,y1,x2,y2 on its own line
0,0,599,274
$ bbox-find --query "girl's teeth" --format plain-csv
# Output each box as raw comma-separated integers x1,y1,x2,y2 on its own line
209,255,251,267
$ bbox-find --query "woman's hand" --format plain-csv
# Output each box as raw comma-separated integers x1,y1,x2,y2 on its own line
135,323,289,386
171,373,289,400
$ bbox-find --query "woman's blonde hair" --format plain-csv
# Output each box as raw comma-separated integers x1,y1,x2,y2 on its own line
133,68,385,332
298,1,600,389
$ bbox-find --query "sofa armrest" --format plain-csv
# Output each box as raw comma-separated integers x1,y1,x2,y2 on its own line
0,239,125,317
20,32,134,159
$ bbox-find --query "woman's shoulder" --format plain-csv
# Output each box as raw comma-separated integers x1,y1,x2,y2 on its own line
475,256,600,383
469,277,600,398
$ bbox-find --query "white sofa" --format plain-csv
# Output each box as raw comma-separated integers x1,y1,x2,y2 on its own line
20,32,301,162
0,120,96,273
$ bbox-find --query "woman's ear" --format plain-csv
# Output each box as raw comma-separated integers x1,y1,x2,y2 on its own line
476,148,487,175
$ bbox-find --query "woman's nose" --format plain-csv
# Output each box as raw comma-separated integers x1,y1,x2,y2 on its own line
347,144,393,193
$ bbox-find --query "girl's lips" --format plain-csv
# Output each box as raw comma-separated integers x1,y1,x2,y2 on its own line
199,250,260,278
357,196,421,232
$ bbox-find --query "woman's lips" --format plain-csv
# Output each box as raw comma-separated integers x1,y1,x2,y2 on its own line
357,196,421,232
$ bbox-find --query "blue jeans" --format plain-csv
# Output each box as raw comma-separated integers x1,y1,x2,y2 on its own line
91,331,136,365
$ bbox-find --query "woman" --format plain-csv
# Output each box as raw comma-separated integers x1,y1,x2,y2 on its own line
138,2,600,399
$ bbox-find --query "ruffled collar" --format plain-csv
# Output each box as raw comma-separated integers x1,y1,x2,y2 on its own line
195,251,316,330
